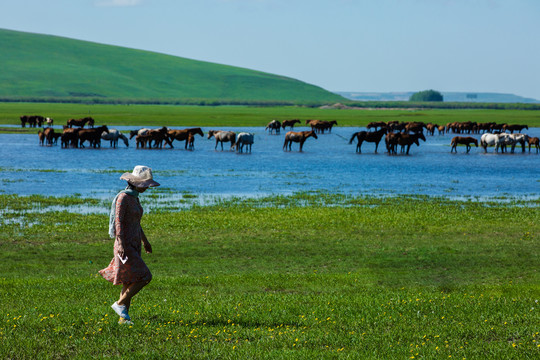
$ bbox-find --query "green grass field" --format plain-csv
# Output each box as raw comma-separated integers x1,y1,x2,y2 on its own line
0,29,342,104
1,102,540,131
1,193,539,359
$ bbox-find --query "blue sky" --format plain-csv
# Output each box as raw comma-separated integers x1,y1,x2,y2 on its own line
1,0,539,100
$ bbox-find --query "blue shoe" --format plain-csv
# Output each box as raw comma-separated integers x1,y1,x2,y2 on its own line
111,302,131,321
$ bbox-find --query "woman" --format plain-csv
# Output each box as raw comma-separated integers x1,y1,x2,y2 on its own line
99,165,160,324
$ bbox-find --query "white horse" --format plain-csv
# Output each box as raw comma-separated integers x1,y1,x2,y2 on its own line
102,129,129,148
480,133,503,153
45,117,54,127
506,133,529,153
235,132,254,153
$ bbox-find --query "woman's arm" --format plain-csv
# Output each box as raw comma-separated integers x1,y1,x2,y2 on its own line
141,228,152,254
115,194,128,258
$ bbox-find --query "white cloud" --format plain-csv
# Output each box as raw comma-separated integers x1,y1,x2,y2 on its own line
95,0,143,7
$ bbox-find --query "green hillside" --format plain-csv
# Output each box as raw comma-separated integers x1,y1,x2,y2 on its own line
0,29,343,104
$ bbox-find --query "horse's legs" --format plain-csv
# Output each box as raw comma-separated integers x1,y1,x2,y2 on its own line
466,144,471,153
374,141,379,153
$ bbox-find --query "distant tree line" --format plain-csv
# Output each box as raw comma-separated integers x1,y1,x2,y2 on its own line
0,96,539,110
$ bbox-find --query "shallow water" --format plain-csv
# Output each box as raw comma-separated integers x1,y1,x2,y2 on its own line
1,126,539,203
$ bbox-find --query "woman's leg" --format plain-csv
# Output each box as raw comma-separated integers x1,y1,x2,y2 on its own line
117,279,151,307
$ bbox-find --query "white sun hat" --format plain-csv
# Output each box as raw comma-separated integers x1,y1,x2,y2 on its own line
120,165,160,188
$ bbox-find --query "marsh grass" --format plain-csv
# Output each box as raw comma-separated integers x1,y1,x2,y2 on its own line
1,194,539,359
2,103,540,129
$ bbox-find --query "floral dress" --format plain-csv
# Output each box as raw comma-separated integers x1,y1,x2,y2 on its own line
99,192,152,285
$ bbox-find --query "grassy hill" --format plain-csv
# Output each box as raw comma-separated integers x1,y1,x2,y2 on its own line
0,29,343,104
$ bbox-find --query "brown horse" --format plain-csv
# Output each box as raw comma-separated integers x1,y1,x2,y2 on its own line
67,117,94,128
366,121,387,131
281,119,300,130
309,120,337,134
397,132,426,154
38,129,46,146
349,128,387,153
385,131,401,154
78,125,109,148
528,136,539,153
61,128,80,148
135,133,152,149
167,128,204,149
451,136,478,153
147,127,174,148
208,130,236,150
283,130,318,151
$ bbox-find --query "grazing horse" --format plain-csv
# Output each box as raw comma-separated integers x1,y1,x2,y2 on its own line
281,119,300,130
265,120,281,134
397,132,426,154
348,128,387,153
527,137,539,153
366,121,387,131
67,117,94,128
23,115,44,128
235,132,255,153
167,128,204,149
283,130,318,151
450,136,478,153
79,125,109,148
208,130,236,150
503,124,528,133
102,129,129,148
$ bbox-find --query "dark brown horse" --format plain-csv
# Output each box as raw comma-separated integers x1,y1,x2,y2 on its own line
167,128,204,149
61,128,80,148
385,131,401,154
67,117,94,128
281,119,300,130
349,128,387,153
397,132,426,154
283,130,318,151
147,127,174,148
450,136,478,153
528,136,539,153
366,121,387,131
503,124,528,133
78,125,109,148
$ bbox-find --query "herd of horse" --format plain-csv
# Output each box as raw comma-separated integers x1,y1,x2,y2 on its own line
27,114,539,154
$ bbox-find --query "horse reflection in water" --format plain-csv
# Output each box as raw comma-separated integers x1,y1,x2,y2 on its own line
283,130,318,151
208,130,236,150
102,129,129,148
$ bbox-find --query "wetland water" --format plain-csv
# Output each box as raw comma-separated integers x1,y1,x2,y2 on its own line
1,126,539,206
